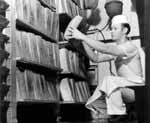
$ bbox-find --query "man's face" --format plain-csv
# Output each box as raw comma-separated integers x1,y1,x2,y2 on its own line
110,24,124,41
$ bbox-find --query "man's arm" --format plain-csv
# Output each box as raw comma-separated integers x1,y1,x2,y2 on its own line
67,27,126,56
82,42,115,63
81,35,125,56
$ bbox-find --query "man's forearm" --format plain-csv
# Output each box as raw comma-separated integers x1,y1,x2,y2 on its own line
80,34,120,56
82,42,115,62
82,42,99,62
81,35,108,53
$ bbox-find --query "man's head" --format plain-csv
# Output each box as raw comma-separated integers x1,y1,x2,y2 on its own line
110,15,130,41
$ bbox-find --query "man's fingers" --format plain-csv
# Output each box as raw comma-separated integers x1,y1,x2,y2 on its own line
69,26,76,31
67,27,73,33
65,32,74,39
67,29,72,33
65,27,76,40
70,26,74,30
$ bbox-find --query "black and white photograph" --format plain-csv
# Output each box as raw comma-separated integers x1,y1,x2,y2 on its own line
0,0,149,123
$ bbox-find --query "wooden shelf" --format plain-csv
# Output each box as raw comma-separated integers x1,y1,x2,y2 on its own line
17,100,59,104
88,64,98,71
59,71,87,81
38,0,56,12
59,40,88,57
16,19,57,43
60,41,75,51
59,41,69,49
60,101,86,105
16,58,62,75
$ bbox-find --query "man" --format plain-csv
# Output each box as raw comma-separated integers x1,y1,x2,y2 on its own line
65,14,145,120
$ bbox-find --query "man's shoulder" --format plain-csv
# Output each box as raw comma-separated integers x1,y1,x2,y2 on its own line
119,41,137,52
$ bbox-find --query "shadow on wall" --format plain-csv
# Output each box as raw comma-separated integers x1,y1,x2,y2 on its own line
87,8,101,26
86,0,137,26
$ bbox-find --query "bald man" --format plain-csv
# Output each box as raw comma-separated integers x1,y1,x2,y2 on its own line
66,14,145,120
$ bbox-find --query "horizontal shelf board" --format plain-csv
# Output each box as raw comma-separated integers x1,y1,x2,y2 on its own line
59,41,68,44
59,41,68,49
16,58,62,74
60,101,86,105
59,71,87,81
38,0,56,12
88,65,98,71
17,100,59,104
16,19,57,43
61,41,88,58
